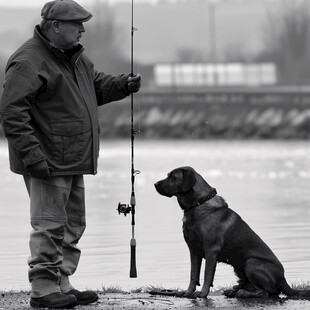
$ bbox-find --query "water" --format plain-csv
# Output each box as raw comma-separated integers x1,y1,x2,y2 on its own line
0,139,310,292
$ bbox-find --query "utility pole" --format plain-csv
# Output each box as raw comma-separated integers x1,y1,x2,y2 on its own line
209,0,217,64
208,0,218,85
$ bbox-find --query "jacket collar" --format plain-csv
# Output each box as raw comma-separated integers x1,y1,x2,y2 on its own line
33,25,84,64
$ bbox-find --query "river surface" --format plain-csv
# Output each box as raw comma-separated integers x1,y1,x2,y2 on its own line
0,139,310,292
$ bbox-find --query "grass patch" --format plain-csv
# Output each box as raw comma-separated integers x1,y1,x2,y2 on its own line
290,280,310,291
145,284,183,293
100,285,128,294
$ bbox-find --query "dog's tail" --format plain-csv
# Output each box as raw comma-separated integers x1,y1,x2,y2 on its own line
279,278,310,299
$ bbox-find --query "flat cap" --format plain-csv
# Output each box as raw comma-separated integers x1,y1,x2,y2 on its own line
41,0,93,22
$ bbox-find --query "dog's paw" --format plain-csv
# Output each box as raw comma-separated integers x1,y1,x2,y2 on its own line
182,290,195,298
236,289,250,298
236,289,268,299
191,290,209,299
223,289,238,298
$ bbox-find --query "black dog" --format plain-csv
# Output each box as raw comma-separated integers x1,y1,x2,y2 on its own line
155,166,310,299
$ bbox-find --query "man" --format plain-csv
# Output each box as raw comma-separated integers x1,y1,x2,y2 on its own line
0,0,141,308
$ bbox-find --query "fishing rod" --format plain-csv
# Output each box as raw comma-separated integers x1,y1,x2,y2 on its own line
117,0,139,278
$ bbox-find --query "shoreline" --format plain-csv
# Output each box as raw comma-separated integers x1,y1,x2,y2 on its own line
2,289,310,310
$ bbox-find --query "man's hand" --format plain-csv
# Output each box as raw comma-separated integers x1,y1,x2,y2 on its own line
128,73,141,93
28,160,50,179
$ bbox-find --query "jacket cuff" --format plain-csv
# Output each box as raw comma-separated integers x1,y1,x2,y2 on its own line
22,147,46,168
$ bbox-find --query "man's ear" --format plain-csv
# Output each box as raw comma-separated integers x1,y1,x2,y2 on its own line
181,169,196,192
52,20,60,34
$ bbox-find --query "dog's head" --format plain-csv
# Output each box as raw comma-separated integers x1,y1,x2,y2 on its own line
154,166,197,198
155,166,218,210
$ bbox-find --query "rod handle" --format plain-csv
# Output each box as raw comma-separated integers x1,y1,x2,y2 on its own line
130,238,137,278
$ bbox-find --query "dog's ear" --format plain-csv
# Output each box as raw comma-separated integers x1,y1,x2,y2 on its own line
181,169,196,192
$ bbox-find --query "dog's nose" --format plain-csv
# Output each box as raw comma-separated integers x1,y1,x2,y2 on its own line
154,181,161,190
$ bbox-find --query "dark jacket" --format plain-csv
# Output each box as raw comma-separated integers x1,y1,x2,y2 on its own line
0,26,130,176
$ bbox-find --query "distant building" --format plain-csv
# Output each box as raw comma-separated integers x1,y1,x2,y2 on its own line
154,63,277,87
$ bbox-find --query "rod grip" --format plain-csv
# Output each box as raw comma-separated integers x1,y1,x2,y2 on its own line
130,238,137,278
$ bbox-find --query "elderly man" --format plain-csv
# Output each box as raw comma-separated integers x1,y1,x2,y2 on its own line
0,0,141,308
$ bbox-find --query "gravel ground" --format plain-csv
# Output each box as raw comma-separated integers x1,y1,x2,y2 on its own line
1,291,310,310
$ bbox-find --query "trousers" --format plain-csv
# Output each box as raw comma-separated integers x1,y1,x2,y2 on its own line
24,175,86,298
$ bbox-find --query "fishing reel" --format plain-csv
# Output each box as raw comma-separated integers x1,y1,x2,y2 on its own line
117,202,132,216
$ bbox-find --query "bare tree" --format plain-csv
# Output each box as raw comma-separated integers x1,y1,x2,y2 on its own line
262,0,310,84
176,47,205,62
82,3,129,75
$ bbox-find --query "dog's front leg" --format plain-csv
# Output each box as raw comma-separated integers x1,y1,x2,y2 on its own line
192,251,218,299
183,249,202,298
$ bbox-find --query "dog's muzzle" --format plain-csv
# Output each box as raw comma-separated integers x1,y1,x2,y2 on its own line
154,181,173,197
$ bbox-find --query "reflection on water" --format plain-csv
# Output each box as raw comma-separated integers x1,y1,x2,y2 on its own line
0,140,310,291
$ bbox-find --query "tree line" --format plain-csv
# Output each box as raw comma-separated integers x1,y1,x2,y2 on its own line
0,0,310,89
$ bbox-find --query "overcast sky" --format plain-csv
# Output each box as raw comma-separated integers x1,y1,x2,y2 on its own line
0,0,162,8
0,0,281,8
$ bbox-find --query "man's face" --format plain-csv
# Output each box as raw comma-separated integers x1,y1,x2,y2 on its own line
56,21,85,49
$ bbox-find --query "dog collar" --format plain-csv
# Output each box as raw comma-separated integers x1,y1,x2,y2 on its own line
195,189,217,207
183,188,217,213
182,189,217,222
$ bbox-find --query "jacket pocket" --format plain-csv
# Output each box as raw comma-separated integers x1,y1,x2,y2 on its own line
50,120,88,165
